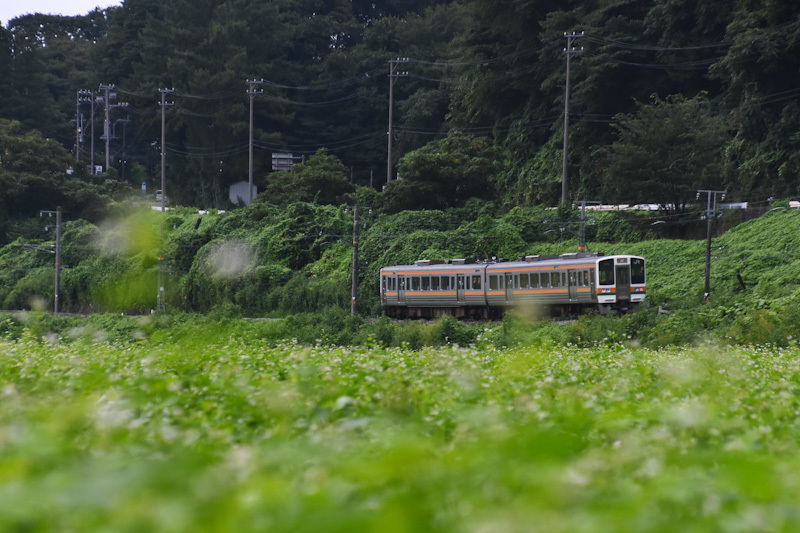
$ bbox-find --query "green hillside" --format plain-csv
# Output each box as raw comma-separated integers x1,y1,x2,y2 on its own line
2,204,800,348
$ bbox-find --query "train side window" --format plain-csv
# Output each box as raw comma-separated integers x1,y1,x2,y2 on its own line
489,275,498,290
551,272,560,287
412,277,420,290
466,277,472,290
519,273,529,289
442,276,450,290
561,272,567,286
431,276,439,290
499,275,505,290
392,277,397,290
472,275,482,290
540,273,548,288
421,276,430,290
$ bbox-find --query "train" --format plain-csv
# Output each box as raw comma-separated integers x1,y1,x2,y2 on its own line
380,252,646,319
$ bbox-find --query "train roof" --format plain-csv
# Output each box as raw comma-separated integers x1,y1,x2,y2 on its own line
380,253,644,273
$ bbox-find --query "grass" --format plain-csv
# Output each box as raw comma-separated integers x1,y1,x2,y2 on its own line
3,324,800,531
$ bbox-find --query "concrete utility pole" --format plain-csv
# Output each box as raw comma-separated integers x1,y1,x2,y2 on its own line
157,88,175,312
76,90,92,163
697,190,725,304
577,200,601,252
40,208,62,314
351,205,360,316
562,32,584,205
99,84,114,172
247,79,265,205
91,91,97,174
387,58,409,184
55,206,62,315
99,84,128,174
158,88,175,214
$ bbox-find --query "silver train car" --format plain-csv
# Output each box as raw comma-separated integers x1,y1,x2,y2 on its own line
380,253,646,319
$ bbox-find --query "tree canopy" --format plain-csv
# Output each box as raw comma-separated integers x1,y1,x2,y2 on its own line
600,94,730,212
0,0,798,210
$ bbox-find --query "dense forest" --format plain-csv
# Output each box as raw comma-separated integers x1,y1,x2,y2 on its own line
1,0,799,316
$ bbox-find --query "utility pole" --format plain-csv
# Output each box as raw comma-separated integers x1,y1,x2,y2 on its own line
577,200,601,252
40,208,62,314
387,58,409,184
697,189,725,303
90,90,97,174
99,84,114,172
351,205,360,316
562,32,584,205
55,207,62,315
76,90,92,163
76,92,81,162
99,84,128,174
158,88,175,214
247,79,264,205
157,88,175,312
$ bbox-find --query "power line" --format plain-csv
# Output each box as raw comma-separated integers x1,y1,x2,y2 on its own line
584,34,730,51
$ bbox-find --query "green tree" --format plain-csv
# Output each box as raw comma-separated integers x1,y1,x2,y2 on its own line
0,119,128,244
600,93,730,212
710,1,800,199
384,133,501,212
263,149,354,205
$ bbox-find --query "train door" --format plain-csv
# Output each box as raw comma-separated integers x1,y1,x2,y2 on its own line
568,270,578,301
398,275,406,303
615,263,631,301
456,274,466,304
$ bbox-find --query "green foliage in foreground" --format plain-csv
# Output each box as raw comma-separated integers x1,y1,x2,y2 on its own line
3,327,800,532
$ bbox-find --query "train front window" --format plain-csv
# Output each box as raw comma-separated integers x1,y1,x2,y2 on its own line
599,259,614,286
631,258,645,285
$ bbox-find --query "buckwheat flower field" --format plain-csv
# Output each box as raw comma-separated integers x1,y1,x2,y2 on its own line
3,330,800,531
